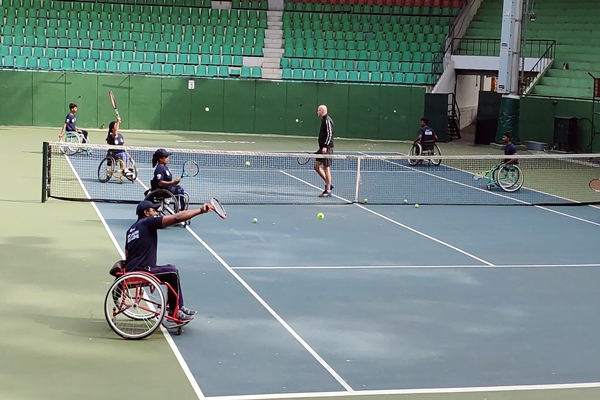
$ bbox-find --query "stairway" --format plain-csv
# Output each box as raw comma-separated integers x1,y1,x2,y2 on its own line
261,10,284,80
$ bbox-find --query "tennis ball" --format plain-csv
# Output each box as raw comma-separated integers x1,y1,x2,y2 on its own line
363,199,368,203
414,204,419,208
245,161,250,167
253,218,257,223
317,212,324,220
295,119,299,122
404,199,408,204
205,107,209,111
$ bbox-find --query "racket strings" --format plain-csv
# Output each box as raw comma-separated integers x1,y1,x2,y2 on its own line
211,198,226,218
184,161,199,177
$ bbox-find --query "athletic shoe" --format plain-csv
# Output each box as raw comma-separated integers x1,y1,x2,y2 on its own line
174,310,194,321
180,306,197,316
319,191,332,198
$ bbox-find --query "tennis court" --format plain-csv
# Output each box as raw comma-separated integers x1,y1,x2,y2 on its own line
3,127,600,400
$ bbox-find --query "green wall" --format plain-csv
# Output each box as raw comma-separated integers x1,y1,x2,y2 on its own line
520,96,598,152
0,70,425,141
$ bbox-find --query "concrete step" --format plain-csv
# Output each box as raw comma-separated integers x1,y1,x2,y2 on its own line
265,38,283,46
262,67,282,74
267,22,283,29
264,49,284,57
265,30,283,38
243,56,263,67
267,10,283,18
263,62,281,68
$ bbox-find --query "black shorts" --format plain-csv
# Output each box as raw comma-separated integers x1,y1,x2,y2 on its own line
316,147,333,167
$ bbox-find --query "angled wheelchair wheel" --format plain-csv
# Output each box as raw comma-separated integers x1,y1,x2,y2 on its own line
430,144,442,166
408,143,422,166
497,165,524,192
61,132,81,156
145,189,180,216
126,162,138,182
104,272,166,340
98,156,116,183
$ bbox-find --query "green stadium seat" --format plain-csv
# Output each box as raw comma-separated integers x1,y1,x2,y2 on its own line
325,70,336,81
26,56,37,69
207,65,218,77
62,58,73,71
163,64,174,75
184,65,195,75
404,73,415,84
84,59,95,70
382,72,393,83
49,58,61,70
359,71,370,82
197,65,206,77
174,64,184,75
251,67,261,79
292,69,302,80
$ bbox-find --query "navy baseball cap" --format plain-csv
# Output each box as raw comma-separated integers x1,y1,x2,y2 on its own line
136,200,160,217
154,148,171,158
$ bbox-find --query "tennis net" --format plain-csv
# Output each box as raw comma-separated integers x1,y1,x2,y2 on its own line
42,141,600,206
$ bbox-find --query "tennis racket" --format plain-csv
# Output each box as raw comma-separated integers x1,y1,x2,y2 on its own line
297,152,312,165
589,178,600,192
109,91,119,116
209,197,227,219
180,160,199,179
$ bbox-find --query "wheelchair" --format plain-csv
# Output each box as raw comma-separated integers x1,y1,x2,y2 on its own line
408,140,442,166
475,162,524,192
144,188,190,218
97,152,138,183
104,261,192,339
60,131,91,156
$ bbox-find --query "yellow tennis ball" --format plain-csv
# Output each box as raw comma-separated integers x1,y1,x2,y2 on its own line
205,107,210,111
317,212,324,220
414,204,419,208
404,199,408,204
363,198,368,203
245,161,250,167
253,218,257,223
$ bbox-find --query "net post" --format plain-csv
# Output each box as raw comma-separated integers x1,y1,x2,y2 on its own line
354,157,361,202
41,141,49,203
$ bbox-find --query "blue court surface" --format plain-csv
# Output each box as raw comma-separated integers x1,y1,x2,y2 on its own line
94,196,600,398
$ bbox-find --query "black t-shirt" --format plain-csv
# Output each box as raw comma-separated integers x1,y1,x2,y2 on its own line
318,114,334,148
125,216,164,271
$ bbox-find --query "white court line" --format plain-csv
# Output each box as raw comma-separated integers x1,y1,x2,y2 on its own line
232,263,600,270
376,151,600,227
205,381,600,400
184,226,354,392
63,155,206,400
279,170,494,266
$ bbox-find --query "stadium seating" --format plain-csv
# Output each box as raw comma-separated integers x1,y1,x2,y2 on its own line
0,0,265,78
460,0,600,98
279,0,461,84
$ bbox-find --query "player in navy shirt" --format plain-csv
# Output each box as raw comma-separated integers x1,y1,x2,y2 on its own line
59,103,89,142
414,117,438,145
125,200,211,321
502,132,518,167
151,148,187,212
105,116,134,179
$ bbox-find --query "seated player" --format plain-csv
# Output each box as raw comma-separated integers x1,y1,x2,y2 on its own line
151,148,187,211
413,117,438,154
502,132,518,167
105,116,134,179
125,200,212,321
59,103,89,142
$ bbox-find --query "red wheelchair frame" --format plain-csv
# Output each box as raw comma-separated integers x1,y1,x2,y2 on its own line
104,261,191,339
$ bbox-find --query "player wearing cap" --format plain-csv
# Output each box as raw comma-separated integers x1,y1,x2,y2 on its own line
125,200,212,321
151,148,187,212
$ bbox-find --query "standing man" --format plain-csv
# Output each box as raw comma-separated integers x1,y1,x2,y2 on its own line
59,103,89,142
315,104,334,197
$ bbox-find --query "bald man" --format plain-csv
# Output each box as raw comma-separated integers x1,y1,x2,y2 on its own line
315,105,335,197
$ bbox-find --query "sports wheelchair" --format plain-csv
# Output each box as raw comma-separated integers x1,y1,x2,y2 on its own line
60,131,91,156
104,261,192,339
408,140,442,166
474,162,524,192
144,187,190,222
97,152,137,183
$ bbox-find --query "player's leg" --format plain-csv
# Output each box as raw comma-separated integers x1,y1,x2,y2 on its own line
151,264,196,318
79,129,89,142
